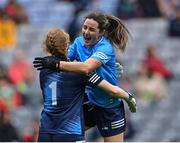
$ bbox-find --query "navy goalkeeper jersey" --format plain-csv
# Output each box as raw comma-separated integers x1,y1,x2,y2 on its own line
39,69,102,136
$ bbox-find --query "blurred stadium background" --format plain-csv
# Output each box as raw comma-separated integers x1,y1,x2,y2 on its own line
0,0,180,142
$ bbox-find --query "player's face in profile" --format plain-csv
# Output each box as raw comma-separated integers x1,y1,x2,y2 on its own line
82,18,102,48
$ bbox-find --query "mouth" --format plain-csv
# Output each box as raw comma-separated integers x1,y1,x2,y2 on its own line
83,34,91,43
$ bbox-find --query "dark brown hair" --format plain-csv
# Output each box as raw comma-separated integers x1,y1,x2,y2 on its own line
84,12,129,51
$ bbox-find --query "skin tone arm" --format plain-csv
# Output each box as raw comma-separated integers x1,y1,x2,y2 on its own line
85,78,137,132
60,57,134,103
98,79,130,101
59,58,101,74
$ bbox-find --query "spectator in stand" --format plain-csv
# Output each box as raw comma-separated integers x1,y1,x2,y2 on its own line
157,0,180,17
116,0,143,19
0,65,22,109
134,63,167,106
0,8,16,48
0,64,6,79
7,50,35,104
8,50,35,84
4,0,28,25
0,98,20,141
143,45,173,81
138,0,161,17
168,5,180,37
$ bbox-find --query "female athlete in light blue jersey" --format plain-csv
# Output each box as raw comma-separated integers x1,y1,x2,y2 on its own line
34,12,135,142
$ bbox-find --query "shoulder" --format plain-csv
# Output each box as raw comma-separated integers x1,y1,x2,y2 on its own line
40,69,50,77
40,69,60,79
40,70,85,83
69,36,84,51
95,36,114,53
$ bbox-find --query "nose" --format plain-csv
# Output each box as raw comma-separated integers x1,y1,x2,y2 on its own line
84,29,90,35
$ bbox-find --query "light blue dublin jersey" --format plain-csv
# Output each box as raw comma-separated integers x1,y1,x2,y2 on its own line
39,69,102,135
68,36,122,108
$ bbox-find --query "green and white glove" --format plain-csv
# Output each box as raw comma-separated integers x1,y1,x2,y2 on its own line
125,92,137,113
115,62,123,79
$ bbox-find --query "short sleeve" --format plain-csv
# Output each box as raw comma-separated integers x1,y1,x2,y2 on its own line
91,51,111,64
85,72,103,88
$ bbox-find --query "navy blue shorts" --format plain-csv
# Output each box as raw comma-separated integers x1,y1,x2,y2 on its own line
83,101,126,137
37,132,85,142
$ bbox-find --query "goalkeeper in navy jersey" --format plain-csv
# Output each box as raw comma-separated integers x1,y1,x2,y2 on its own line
39,61,103,142
35,28,136,142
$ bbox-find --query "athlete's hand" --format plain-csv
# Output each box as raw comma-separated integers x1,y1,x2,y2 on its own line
33,56,60,70
125,92,137,113
116,62,123,79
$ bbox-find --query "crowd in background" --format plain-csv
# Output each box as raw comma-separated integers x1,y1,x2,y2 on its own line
0,0,180,48
0,0,179,141
66,0,180,41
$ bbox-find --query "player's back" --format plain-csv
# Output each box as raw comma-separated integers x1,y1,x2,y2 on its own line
39,69,86,136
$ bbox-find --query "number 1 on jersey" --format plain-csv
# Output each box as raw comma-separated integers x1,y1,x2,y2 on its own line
49,81,57,105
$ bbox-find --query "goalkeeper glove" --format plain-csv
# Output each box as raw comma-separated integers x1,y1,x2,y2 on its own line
125,92,137,113
116,62,123,79
33,55,60,70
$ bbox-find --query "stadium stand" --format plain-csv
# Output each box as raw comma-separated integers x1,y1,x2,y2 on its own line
0,0,180,141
